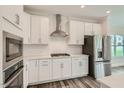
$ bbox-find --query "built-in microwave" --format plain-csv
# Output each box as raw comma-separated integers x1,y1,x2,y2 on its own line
3,31,23,70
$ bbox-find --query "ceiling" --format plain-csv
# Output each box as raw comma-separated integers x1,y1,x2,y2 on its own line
24,5,124,34
24,5,124,19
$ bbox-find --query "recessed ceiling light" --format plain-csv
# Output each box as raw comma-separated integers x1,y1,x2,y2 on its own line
106,10,111,14
81,5,85,8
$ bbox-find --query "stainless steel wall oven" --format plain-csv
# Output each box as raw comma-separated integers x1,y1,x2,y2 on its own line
3,31,23,70
3,60,23,88
3,31,23,88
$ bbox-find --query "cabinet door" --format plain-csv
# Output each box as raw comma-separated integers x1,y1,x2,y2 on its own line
69,20,77,44
31,15,41,44
40,17,49,44
52,59,62,79
39,59,51,81
23,12,31,44
23,60,28,87
72,58,81,77
84,22,93,35
83,58,89,75
28,60,38,83
79,57,89,75
77,21,84,45
62,58,71,78
69,20,84,45
1,5,23,28
93,23,102,35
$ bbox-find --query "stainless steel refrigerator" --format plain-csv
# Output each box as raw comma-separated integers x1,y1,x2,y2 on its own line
82,35,112,79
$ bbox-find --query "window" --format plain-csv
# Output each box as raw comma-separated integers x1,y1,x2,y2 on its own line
111,35,124,57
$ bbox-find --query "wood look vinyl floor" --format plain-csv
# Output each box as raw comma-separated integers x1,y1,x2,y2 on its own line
28,76,102,88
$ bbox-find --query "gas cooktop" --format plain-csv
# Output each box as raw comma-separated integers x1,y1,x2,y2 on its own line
51,53,70,57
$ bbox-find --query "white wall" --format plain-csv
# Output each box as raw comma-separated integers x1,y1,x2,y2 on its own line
107,14,124,67
112,57,124,67
109,12,124,35
23,37,82,56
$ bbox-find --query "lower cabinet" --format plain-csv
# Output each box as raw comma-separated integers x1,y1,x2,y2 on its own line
52,58,71,80
72,58,81,77
28,59,51,84
39,59,51,82
72,57,89,77
27,56,88,85
62,59,71,78
52,60,62,79
28,60,38,84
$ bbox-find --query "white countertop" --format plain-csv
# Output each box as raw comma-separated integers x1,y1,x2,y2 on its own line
97,74,124,88
24,54,89,60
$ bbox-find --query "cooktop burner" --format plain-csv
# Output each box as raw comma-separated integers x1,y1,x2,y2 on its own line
51,53,70,57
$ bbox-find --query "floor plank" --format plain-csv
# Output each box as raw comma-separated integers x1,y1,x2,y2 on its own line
28,76,101,88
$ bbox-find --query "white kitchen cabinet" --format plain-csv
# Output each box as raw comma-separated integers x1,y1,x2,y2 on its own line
52,59,62,79
69,20,84,45
31,15,41,44
61,58,71,78
81,57,89,75
52,58,71,80
72,58,81,77
40,17,49,44
26,56,88,85
72,56,89,77
77,21,84,44
84,22,93,35
93,23,102,35
23,12,31,44
31,15,49,44
28,59,51,84
0,5,23,29
28,60,38,84
39,59,51,82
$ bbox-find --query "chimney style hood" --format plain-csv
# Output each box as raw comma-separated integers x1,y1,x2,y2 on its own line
50,14,68,37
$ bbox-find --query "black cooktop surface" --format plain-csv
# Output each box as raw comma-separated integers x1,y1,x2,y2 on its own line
51,53,70,57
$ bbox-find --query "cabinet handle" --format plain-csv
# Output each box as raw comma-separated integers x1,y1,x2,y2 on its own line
15,14,20,25
28,37,30,43
38,38,41,43
35,60,38,67
61,63,63,69
42,64,48,66
79,62,82,66
42,61,48,63
74,58,79,60
26,64,28,71
35,62,37,67
77,40,79,44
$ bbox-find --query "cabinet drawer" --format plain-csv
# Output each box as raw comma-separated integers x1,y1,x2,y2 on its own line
38,59,51,81
39,59,51,66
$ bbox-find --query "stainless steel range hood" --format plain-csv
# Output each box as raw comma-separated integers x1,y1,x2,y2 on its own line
50,14,68,37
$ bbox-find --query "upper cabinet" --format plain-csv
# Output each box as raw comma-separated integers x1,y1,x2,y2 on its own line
23,14,49,45
30,15,49,44
23,12,31,44
31,15,41,44
93,23,102,35
0,5,23,29
68,20,84,45
84,22,102,36
84,22,93,35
